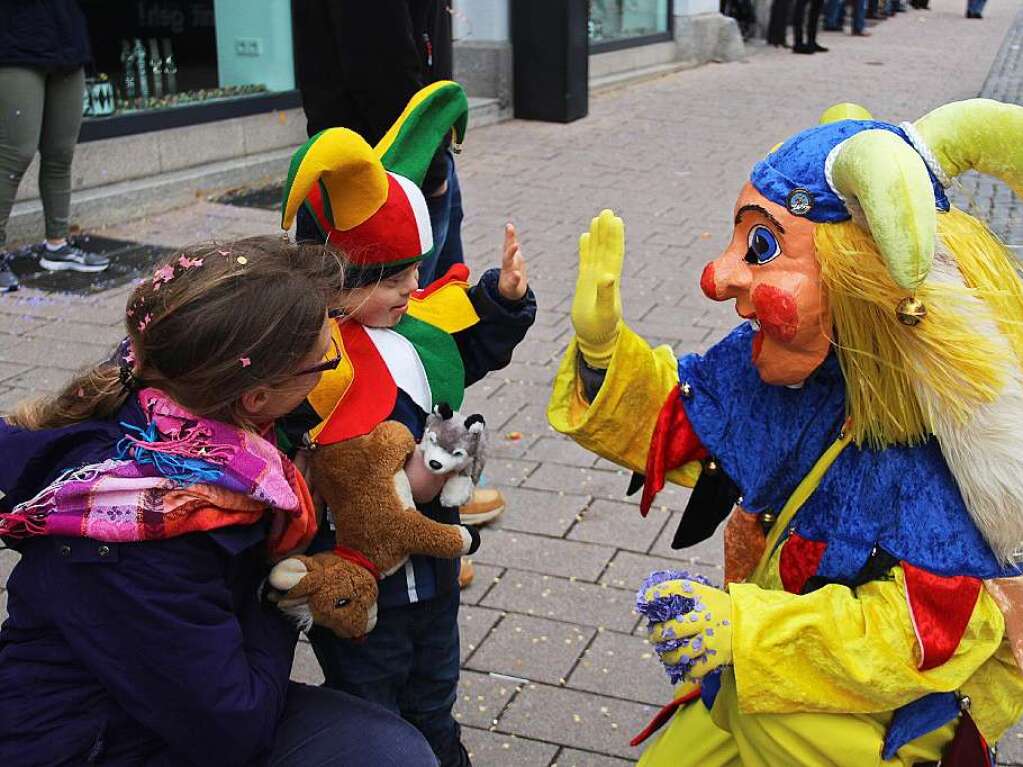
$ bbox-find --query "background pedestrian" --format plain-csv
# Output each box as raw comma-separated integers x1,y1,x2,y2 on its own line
292,0,462,287
0,0,110,293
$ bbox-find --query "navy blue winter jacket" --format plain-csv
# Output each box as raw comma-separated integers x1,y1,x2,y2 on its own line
0,398,297,766
0,0,92,71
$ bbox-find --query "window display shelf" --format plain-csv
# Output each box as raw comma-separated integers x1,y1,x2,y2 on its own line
79,88,302,143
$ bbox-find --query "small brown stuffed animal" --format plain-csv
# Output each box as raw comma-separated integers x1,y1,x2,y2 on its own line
267,421,480,638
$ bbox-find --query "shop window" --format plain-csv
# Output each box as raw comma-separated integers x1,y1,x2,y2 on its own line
79,0,295,120
589,0,671,46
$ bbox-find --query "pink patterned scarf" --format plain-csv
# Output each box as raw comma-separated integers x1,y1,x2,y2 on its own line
0,388,316,559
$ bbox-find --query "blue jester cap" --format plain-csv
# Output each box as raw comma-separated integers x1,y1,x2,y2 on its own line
749,120,951,224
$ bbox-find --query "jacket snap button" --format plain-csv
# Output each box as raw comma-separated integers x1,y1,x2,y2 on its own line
97,545,111,558
59,544,71,558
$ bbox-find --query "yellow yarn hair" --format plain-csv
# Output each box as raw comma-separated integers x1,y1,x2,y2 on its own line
815,207,1023,447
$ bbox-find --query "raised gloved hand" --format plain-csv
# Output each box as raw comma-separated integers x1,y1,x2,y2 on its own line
636,570,733,683
571,209,625,368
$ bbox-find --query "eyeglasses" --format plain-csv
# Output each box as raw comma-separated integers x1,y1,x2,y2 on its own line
292,336,343,378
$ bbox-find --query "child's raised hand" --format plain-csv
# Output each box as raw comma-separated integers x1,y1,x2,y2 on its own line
498,223,528,301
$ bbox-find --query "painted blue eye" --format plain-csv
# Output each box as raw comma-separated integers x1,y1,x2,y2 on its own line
745,225,781,265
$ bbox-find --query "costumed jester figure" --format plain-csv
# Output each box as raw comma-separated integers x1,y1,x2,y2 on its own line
277,81,535,766
547,99,1023,766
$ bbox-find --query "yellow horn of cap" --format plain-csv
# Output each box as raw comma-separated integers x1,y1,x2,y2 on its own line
281,128,389,232
913,98,1023,197
820,103,873,124
829,129,936,290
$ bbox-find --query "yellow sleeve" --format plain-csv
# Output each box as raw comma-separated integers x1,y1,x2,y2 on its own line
729,567,1005,715
546,325,701,487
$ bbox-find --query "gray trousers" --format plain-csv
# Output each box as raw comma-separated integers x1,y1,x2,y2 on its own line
0,66,85,248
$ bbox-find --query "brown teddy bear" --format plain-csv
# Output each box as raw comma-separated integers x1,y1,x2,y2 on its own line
267,420,479,638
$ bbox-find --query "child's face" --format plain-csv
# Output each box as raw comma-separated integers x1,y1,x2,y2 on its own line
340,264,420,328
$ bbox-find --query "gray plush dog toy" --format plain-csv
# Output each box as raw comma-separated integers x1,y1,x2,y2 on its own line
421,403,488,507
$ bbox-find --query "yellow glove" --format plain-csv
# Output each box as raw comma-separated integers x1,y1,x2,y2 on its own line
637,573,733,683
571,209,625,368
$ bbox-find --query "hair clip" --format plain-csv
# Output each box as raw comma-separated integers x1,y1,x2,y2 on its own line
116,337,140,393
239,357,252,367
152,264,176,290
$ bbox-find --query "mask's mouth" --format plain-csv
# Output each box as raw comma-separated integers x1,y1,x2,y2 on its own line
746,315,764,363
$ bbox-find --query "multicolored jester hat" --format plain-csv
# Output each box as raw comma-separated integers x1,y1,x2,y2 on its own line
281,81,481,445
549,99,1023,767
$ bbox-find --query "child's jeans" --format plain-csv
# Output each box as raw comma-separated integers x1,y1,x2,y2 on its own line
308,588,470,767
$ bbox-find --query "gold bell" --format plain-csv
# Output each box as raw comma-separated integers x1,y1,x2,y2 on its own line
896,297,926,326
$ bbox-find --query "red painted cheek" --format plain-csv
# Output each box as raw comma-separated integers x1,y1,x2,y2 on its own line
699,262,718,300
751,284,799,342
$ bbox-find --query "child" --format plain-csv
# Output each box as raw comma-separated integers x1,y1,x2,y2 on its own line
279,83,536,767
0,236,437,767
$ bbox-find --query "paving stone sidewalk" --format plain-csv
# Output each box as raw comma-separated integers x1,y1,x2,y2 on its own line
3,0,1023,763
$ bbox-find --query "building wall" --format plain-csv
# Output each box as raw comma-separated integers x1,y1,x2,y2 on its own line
13,108,306,205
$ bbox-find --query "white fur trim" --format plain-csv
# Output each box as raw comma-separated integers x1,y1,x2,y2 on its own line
913,254,1023,564
900,121,953,189
391,172,434,256
823,140,850,208
824,139,868,228
365,326,432,412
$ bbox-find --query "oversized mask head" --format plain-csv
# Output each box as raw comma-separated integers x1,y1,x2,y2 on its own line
700,111,956,386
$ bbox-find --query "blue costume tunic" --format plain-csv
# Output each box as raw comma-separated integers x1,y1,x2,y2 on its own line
679,322,1021,584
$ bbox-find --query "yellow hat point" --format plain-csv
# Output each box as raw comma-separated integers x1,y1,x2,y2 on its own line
820,103,873,124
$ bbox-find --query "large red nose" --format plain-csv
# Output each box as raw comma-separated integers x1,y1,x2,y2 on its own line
699,262,718,300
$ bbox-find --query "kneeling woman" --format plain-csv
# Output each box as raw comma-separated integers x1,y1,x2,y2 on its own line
0,237,438,767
